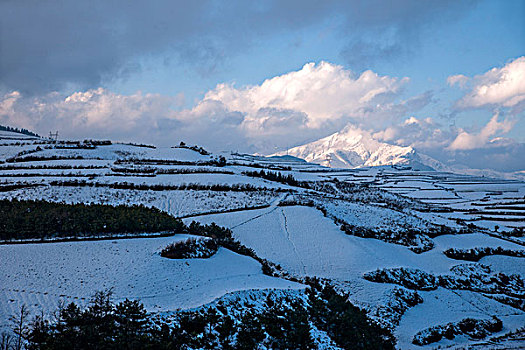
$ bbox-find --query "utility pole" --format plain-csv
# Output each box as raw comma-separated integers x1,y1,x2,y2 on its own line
49,131,59,144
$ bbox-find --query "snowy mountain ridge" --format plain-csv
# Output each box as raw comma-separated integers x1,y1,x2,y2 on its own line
278,125,439,170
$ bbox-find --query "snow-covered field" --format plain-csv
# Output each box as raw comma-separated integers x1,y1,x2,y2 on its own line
326,168,525,232
190,205,525,348
0,235,302,332
0,130,524,349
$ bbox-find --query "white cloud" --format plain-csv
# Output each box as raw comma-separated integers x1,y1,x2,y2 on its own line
0,88,255,150
204,61,409,130
369,113,524,172
447,74,468,88
1,62,412,153
0,91,23,119
0,88,181,141
456,56,525,112
373,116,452,149
448,113,515,150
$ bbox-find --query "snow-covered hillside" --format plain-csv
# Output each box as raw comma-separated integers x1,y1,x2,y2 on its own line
0,128,524,349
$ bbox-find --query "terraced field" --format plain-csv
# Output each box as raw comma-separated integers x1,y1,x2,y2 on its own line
1,130,524,349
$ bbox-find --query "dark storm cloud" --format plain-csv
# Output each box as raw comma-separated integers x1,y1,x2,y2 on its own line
0,0,214,92
0,0,478,93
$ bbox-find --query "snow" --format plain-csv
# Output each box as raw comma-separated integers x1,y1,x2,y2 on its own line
0,130,39,140
190,205,525,346
396,288,524,349
0,235,303,331
0,136,524,348
3,186,280,218
317,197,434,232
329,167,525,231
192,206,523,279
96,172,286,188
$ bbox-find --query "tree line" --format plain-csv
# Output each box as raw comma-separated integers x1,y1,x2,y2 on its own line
243,170,300,187
48,180,289,193
5,281,395,350
0,199,184,241
0,125,40,138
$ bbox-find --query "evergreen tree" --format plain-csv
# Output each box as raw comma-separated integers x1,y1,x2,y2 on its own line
9,304,30,350
216,315,235,349
114,299,149,350
235,312,264,350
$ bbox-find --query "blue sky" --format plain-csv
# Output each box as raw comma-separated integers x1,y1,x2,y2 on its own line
0,0,524,171
104,0,524,140
105,1,522,93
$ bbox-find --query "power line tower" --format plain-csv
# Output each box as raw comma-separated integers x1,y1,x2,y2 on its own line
49,131,59,143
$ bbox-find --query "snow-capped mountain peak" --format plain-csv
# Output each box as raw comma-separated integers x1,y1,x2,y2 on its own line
279,125,436,170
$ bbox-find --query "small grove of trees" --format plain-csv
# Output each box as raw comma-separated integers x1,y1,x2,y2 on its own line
306,278,395,349
0,199,184,241
114,158,227,167
13,285,395,350
0,165,105,171
243,170,299,187
6,155,85,163
24,291,151,350
443,246,525,262
502,227,525,238
364,266,524,304
340,223,435,253
175,142,210,156
160,237,219,259
110,166,234,175
156,167,233,175
412,317,502,346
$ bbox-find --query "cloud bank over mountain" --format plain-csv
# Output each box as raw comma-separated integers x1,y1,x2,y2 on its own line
0,62,424,152
1,58,524,172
